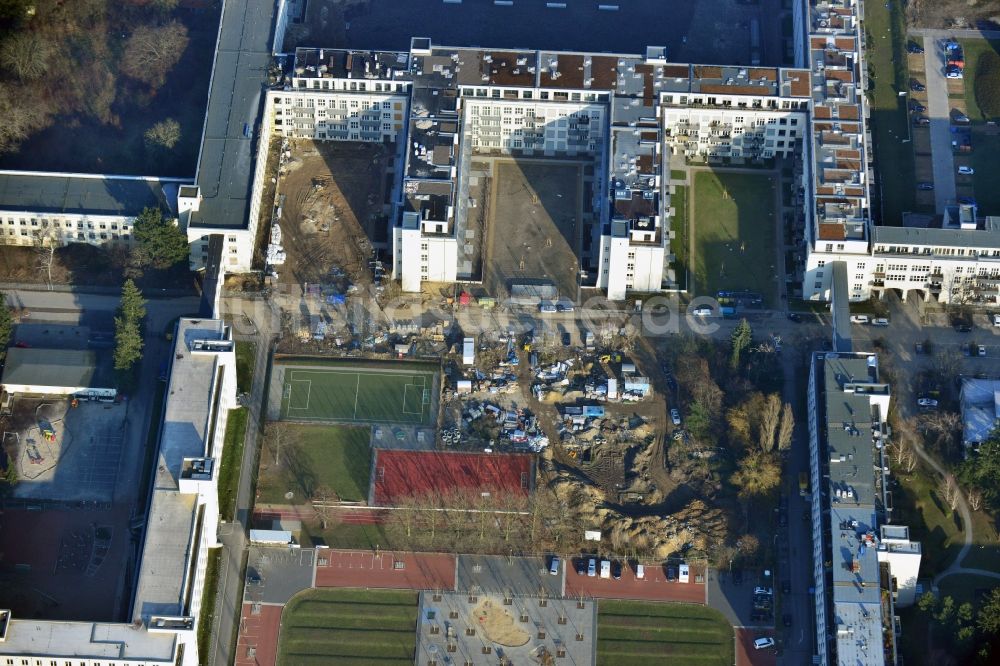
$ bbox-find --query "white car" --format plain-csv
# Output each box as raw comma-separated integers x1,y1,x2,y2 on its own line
917,397,939,408
871,317,889,327
754,637,776,650
993,314,1000,327
549,556,561,576
670,408,681,426
958,165,975,175
691,306,713,316
850,314,869,324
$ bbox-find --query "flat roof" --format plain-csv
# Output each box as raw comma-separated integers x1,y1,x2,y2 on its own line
873,222,1000,250
1,347,112,390
132,318,230,620
0,619,176,661
0,173,171,217
818,352,888,666
192,0,277,228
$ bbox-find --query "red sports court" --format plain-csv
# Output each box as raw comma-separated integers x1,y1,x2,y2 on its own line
371,449,534,506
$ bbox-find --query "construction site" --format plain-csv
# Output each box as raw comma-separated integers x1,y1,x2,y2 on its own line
268,139,400,289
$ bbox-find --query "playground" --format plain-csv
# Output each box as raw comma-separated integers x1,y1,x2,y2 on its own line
3,398,126,502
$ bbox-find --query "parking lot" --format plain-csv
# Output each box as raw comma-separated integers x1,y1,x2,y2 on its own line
564,557,706,604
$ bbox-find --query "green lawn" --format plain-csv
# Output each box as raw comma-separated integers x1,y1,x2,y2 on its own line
670,185,689,291
278,363,436,425
961,38,1000,212
277,588,418,665
597,600,733,666
196,548,223,665
257,424,372,504
235,341,256,393
218,408,249,520
691,171,778,305
863,0,921,223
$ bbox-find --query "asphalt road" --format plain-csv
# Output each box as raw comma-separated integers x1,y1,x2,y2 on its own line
921,37,956,212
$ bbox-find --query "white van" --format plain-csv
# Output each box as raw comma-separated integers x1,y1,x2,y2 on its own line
678,563,690,583
600,560,611,579
849,314,869,324
635,563,645,580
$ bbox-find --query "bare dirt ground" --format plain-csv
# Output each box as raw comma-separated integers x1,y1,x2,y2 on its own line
275,140,397,287
907,0,1000,29
482,159,587,301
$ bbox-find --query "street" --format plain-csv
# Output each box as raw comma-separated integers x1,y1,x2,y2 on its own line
920,35,957,212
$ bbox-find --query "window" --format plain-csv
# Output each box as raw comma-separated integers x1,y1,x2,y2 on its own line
817,260,826,267
825,244,833,252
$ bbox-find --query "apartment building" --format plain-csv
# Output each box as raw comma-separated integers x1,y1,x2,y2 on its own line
806,351,918,666
800,0,875,300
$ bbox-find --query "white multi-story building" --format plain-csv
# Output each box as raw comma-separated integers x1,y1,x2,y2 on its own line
0,172,184,248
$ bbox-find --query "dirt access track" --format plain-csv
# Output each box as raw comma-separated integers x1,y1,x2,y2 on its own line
276,140,398,286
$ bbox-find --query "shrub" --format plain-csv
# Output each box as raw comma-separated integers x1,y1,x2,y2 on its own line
975,50,1000,119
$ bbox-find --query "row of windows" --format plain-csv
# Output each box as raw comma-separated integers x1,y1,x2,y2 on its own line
294,78,407,93
875,245,1000,257
3,219,129,231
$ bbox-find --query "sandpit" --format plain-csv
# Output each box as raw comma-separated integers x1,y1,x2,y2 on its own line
473,599,530,647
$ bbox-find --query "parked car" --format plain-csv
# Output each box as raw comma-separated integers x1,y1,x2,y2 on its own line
549,556,561,576
917,397,939,408
678,563,690,583
575,558,586,575
556,302,574,312
992,313,1000,327
871,318,889,327
958,165,975,175
912,115,930,126
561,331,572,347
907,42,924,54
955,323,973,333
946,65,963,79
587,558,597,577
670,408,682,426
918,182,935,191
666,565,677,582
914,342,926,354
691,306,713,316
787,312,802,323
953,111,971,123
611,560,622,580
754,637,776,650
910,79,926,91
850,314,869,324
979,344,988,357
635,563,645,579
600,560,611,579
538,302,557,313
910,102,926,112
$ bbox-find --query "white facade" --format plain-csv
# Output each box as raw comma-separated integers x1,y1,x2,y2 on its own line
661,104,806,160
273,90,407,142
877,525,922,608
464,100,605,154
805,212,1000,305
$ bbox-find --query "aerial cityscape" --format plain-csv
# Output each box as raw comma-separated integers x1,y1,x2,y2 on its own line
1,0,1000,665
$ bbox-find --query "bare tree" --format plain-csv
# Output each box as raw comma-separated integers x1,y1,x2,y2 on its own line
121,21,189,87
264,423,288,467
32,226,59,288
0,83,46,153
941,474,962,512
144,118,181,150
311,485,340,529
0,32,52,81
777,403,794,453
968,487,984,512
758,393,782,452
